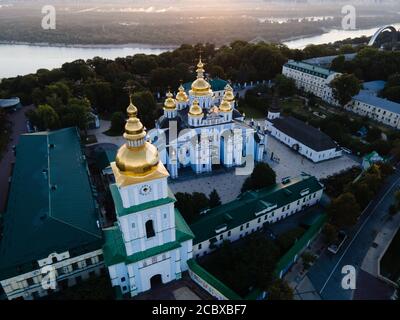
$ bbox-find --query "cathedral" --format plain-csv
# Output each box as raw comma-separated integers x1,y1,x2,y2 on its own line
150,57,266,178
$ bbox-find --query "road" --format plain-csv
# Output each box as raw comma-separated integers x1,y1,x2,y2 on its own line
307,167,400,300
0,105,33,212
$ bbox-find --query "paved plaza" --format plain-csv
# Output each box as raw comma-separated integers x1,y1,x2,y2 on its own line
169,170,248,204
87,119,124,147
265,134,360,182
169,135,361,204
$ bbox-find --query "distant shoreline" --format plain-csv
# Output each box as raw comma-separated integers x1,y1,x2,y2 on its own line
0,40,177,50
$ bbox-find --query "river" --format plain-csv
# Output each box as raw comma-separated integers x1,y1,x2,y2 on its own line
0,44,170,79
283,23,400,49
0,23,399,79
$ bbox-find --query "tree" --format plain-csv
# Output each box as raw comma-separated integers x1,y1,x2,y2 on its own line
323,223,338,244
274,74,296,97
331,73,361,106
331,55,346,73
26,104,60,131
241,163,276,192
276,227,305,254
131,91,159,129
59,98,91,131
109,111,126,135
209,189,221,208
349,182,373,209
268,279,294,300
328,192,361,228
175,192,209,223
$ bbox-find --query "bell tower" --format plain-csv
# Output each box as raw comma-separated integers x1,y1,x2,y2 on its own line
103,96,194,297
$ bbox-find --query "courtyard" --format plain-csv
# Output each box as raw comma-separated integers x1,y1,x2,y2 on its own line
169,135,361,204
265,134,361,182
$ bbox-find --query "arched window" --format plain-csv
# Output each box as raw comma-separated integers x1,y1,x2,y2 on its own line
145,220,155,238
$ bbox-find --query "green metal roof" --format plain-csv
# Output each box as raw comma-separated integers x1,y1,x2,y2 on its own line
187,259,242,300
183,77,228,92
284,61,336,79
102,208,194,267
190,175,323,244
0,128,102,280
110,184,176,217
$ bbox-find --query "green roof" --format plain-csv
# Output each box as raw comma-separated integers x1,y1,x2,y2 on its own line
110,184,176,217
0,128,102,280
284,61,336,79
95,149,117,170
175,208,195,242
274,212,327,276
183,77,228,92
187,259,242,300
102,208,194,266
190,175,323,244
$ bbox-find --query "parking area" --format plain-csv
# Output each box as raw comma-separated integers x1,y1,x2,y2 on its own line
265,135,360,182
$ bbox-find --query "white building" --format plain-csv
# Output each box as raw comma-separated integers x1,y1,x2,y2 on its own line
102,99,327,298
266,109,342,163
102,101,194,297
346,85,400,129
190,175,324,258
0,128,104,300
151,58,266,178
282,60,340,106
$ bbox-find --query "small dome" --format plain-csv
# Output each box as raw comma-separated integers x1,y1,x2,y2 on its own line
210,105,219,114
219,98,232,112
176,84,189,102
223,84,235,102
189,99,204,117
163,91,176,110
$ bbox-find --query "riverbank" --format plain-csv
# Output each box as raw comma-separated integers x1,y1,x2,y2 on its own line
0,40,177,50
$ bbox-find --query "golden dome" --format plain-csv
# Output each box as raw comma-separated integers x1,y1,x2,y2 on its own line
189,99,204,117
219,98,232,112
176,84,189,102
163,91,176,110
190,57,212,96
115,143,159,175
223,84,235,102
191,78,211,95
115,100,159,175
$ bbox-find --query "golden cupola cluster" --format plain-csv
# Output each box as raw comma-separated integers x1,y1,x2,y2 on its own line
191,57,212,96
112,96,169,186
223,84,235,103
189,99,204,117
163,90,176,110
219,97,232,112
176,84,189,102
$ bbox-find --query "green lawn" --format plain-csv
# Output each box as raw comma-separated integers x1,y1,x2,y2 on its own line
380,227,400,282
